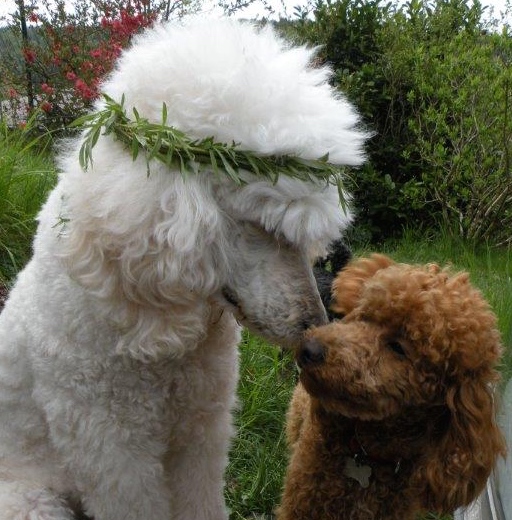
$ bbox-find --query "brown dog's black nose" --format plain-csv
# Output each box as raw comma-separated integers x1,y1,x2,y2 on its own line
298,337,326,367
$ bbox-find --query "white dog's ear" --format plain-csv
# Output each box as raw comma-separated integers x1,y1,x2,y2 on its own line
56,168,225,359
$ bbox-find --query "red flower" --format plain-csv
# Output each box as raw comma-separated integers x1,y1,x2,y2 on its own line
90,48,103,59
40,101,53,113
41,83,54,95
81,60,94,71
74,78,97,100
23,48,36,64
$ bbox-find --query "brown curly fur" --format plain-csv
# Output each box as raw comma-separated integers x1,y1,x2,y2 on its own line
277,254,506,520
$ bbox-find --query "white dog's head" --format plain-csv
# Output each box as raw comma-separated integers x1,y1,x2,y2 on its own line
47,18,368,358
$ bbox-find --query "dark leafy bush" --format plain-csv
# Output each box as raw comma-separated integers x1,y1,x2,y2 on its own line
283,0,512,246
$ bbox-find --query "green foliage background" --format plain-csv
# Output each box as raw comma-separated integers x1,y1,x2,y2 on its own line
282,0,512,246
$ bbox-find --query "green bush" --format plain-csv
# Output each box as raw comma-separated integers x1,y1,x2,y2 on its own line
382,1,512,245
283,0,511,247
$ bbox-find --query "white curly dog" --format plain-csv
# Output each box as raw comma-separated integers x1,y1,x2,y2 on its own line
0,17,366,520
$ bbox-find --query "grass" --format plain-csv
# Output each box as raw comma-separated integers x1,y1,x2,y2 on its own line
0,127,510,520
226,334,296,519
0,120,57,283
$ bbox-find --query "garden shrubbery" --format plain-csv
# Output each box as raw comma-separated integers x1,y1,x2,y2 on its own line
284,0,512,246
1,0,161,129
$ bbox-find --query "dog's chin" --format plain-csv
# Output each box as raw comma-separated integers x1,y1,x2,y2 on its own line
299,371,392,420
299,370,339,401
214,287,299,348
241,322,298,349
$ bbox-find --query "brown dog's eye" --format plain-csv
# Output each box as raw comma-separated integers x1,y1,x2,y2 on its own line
387,341,406,357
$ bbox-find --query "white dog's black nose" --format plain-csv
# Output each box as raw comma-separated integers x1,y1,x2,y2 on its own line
298,337,326,367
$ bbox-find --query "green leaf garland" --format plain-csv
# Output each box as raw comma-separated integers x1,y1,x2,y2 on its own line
72,94,350,208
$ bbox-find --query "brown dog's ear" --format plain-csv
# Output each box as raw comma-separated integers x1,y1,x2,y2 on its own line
418,378,506,513
331,254,395,316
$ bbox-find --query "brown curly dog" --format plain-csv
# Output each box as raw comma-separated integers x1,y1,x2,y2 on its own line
277,254,506,520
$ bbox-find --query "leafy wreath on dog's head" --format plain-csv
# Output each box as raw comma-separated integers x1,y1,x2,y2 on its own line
73,94,350,208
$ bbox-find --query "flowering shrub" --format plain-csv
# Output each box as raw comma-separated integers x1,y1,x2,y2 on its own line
1,0,187,130
45,4,156,106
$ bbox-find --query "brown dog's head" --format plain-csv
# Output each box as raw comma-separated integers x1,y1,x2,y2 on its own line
297,254,506,512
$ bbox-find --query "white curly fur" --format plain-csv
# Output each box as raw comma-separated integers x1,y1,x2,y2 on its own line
0,16,367,520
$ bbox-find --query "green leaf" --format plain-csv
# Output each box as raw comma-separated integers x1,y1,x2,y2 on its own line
131,136,140,161
162,103,168,125
209,149,219,175
219,152,242,184
90,126,101,148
